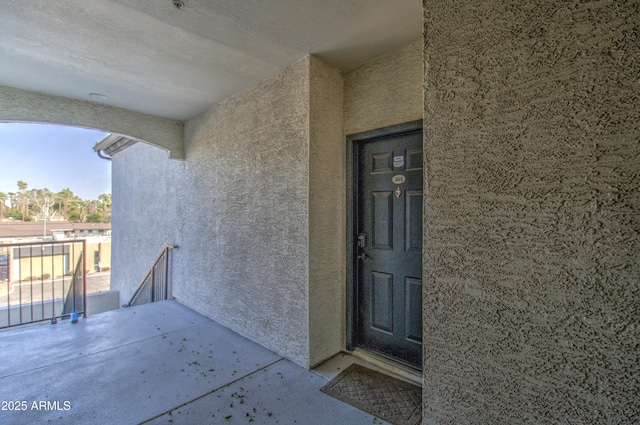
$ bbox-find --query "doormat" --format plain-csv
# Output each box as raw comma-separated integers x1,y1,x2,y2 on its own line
320,363,421,425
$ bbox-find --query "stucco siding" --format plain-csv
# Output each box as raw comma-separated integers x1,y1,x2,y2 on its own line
175,57,312,366
308,56,345,367
423,1,639,423
344,40,423,136
111,142,184,304
111,56,349,368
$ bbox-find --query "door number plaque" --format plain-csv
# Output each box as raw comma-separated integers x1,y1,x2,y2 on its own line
392,175,406,184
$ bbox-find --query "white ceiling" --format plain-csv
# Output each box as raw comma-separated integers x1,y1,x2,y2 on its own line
0,0,422,121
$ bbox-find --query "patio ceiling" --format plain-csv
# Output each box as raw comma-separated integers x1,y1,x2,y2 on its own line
0,0,422,121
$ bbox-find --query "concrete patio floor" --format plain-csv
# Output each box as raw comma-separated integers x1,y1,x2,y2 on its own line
0,300,393,425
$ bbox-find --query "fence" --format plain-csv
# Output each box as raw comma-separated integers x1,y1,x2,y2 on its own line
0,240,86,329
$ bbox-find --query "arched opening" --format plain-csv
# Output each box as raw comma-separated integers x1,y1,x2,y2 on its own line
0,86,185,160
0,122,115,318
0,123,111,207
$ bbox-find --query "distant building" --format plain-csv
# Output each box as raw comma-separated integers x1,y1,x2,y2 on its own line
0,221,111,243
0,221,111,281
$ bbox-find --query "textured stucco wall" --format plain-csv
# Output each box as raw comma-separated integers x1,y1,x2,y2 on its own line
111,56,349,368
173,57,313,366
308,57,345,366
110,47,425,368
343,39,423,135
423,1,639,424
0,85,184,158
111,142,185,304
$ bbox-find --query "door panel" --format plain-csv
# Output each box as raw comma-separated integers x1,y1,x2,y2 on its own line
355,129,423,368
405,190,423,253
371,271,394,333
404,277,423,343
372,192,393,250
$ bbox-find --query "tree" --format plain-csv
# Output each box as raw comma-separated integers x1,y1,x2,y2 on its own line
3,181,110,223
97,193,112,222
30,188,58,222
68,198,87,223
86,213,102,223
7,192,16,210
16,181,30,219
56,188,74,219
0,192,6,220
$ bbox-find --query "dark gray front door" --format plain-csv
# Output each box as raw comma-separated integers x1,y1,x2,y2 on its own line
354,127,423,368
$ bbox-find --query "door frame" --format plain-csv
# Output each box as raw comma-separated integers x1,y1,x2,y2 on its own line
345,119,423,354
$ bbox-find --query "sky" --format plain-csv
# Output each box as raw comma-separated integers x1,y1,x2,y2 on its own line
0,123,111,201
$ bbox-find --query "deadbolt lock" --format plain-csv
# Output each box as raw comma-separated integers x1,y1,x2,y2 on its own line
357,233,367,248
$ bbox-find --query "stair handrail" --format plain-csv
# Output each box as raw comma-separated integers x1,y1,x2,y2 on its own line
123,244,177,308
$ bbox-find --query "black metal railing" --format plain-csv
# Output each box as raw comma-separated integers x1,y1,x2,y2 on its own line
0,239,87,329
62,251,86,317
124,245,176,308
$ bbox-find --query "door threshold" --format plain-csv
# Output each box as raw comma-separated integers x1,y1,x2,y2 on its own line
348,348,422,387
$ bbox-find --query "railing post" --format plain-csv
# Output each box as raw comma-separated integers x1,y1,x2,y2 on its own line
150,262,155,303
163,247,169,301
82,239,87,318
